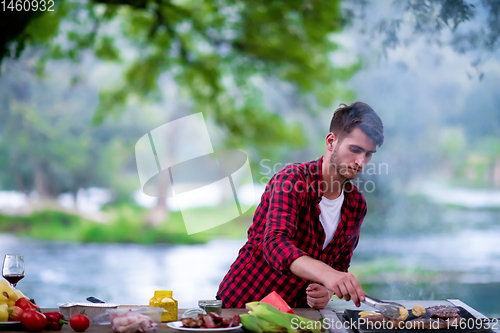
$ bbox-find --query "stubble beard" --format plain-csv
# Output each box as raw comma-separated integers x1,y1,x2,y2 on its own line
329,144,357,181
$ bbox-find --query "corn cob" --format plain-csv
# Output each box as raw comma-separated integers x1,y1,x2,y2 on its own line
246,302,293,329
240,314,287,333
246,302,324,333
281,312,323,333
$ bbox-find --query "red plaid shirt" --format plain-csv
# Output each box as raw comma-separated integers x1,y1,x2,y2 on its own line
217,156,367,308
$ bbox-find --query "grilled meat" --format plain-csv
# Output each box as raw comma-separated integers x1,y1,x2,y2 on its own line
180,317,203,328
406,318,448,330
364,314,388,324
426,305,460,319
446,315,463,327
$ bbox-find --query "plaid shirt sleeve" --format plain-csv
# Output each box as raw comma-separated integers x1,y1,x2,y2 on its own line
262,167,309,275
332,200,367,272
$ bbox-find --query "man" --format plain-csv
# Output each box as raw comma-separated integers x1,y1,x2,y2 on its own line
217,102,384,309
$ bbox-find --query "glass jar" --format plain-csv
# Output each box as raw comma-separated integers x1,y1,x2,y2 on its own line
198,299,222,315
149,290,178,322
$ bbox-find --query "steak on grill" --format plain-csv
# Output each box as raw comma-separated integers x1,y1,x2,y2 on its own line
426,305,460,319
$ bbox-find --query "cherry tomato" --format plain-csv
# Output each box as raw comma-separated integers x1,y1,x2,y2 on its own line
21,309,47,332
15,298,40,311
8,305,24,321
70,313,90,332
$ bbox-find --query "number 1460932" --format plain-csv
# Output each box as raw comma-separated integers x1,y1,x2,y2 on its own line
1,0,54,11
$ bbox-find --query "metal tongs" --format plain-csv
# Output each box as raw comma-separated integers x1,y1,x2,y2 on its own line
363,295,405,319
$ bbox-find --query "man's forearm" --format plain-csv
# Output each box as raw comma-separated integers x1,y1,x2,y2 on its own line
289,255,334,285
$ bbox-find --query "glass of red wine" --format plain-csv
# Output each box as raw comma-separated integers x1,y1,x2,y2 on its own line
2,254,25,288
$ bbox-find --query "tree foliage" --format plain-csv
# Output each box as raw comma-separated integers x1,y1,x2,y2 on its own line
343,0,500,78
0,58,147,201
1,0,364,163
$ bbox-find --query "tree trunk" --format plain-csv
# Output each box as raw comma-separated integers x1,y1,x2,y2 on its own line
144,110,184,226
145,171,170,226
493,157,500,189
33,159,58,204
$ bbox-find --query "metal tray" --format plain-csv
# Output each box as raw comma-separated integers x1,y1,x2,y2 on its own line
342,306,495,333
58,302,119,320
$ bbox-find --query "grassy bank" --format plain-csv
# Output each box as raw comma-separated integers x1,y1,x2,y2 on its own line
0,204,255,244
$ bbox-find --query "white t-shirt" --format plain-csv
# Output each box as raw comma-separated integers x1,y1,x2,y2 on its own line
319,190,344,250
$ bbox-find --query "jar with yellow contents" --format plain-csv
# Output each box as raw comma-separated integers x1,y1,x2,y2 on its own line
149,290,178,322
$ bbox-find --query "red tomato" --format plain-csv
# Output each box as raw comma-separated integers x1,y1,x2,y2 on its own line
15,298,40,311
70,314,90,332
21,310,47,332
8,306,24,321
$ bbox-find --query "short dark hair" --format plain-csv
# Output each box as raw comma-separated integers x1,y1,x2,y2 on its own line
329,102,384,146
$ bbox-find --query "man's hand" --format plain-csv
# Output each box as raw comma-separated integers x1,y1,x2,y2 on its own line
306,283,332,309
290,256,365,307
320,269,365,307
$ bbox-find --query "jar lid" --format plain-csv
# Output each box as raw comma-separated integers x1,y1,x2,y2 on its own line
154,290,173,297
198,300,222,307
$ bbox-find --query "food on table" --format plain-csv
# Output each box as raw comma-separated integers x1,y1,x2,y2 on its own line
360,304,464,330
406,318,448,330
426,305,462,327
362,313,405,330
426,305,460,318
229,314,241,327
358,311,379,317
203,314,216,328
244,302,322,333
391,318,405,329
180,317,203,328
363,313,388,324
0,282,33,323
446,316,462,327
8,305,24,321
70,313,90,332
15,297,40,311
21,309,47,332
260,291,294,314
0,304,8,322
180,312,240,328
208,312,223,322
110,309,158,333
411,305,425,317
0,280,19,307
239,314,286,333
44,312,67,331
398,307,409,321
14,289,26,299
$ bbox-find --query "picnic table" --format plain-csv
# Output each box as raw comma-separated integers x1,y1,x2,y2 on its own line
0,307,321,333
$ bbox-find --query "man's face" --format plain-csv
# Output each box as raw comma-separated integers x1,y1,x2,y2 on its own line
328,127,377,180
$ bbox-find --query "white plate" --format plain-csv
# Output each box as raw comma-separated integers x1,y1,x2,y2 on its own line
167,321,242,332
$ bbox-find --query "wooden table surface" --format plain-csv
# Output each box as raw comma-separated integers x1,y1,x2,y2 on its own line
0,308,322,333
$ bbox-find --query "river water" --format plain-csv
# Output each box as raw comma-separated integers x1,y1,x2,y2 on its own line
2,225,499,317
0,234,244,309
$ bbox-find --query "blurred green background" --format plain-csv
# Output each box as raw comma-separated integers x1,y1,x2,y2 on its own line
1,0,500,316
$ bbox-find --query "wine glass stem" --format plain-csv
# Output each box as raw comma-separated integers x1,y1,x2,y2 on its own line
11,283,17,289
